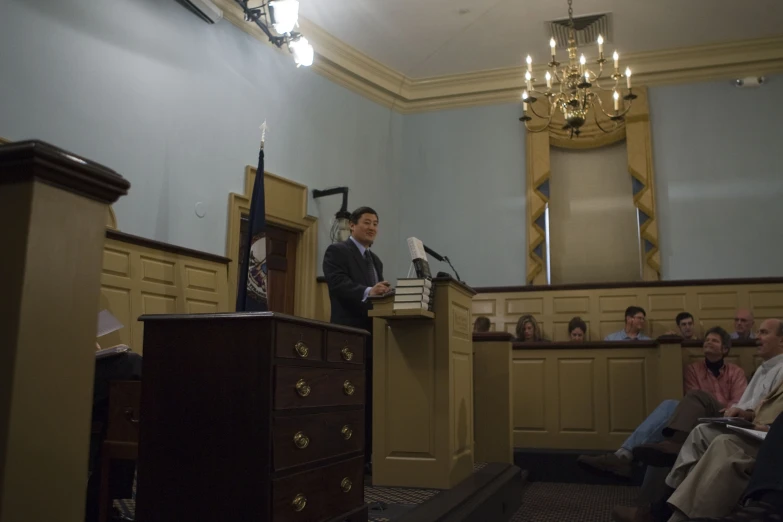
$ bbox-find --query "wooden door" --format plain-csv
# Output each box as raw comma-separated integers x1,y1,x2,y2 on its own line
237,217,298,314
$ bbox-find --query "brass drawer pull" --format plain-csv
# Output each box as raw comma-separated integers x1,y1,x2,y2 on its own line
340,345,354,361
295,379,311,397
341,425,353,440
341,478,352,493
343,380,355,396
294,341,309,358
293,431,309,449
292,494,307,511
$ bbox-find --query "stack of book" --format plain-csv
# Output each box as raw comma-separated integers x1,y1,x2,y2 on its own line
393,277,434,311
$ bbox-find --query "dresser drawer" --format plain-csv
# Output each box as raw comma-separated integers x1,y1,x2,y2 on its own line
272,456,364,522
273,410,364,471
275,322,324,362
274,367,365,410
325,331,365,365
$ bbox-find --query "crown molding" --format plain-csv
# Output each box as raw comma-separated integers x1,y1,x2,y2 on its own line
214,4,783,114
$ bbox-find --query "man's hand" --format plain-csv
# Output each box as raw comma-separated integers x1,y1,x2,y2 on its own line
753,424,771,432
724,407,754,421
369,281,391,296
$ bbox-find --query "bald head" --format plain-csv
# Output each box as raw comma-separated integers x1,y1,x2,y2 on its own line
734,308,755,338
757,318,783,360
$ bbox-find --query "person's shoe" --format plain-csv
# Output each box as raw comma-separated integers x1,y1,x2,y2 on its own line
612,504,656,522
686,500,783,520
632,440,683,467
577,453,633,479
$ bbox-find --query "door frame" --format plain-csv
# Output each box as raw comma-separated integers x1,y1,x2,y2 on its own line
227,167,318,318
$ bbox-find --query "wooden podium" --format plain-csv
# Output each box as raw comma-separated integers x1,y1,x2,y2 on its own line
369,277,476,489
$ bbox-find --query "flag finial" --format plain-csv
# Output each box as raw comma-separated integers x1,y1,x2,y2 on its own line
260,121,267,149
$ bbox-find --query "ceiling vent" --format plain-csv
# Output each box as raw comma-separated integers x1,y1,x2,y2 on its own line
548,13,611,48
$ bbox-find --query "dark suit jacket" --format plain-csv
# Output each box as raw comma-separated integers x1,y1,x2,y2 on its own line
323,238,384,332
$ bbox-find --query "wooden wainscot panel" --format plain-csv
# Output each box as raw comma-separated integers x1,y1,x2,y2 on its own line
99,230,230,354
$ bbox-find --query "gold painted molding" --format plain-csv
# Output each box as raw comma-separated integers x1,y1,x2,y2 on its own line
226,167,318,318
211,3,783,114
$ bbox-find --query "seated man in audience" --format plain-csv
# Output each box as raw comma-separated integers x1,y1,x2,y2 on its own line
732,309,756,340
86,347,143,522
606,306,651,341
473,315,491,333
578,327,745,479
685,406,783,521
612,318,783,522
568,316,587,342
665,312,697,340
665,374,783,521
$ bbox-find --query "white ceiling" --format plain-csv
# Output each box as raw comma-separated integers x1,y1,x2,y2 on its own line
299,0,783,78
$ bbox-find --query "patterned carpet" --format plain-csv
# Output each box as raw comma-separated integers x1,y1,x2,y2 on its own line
512,482,640,522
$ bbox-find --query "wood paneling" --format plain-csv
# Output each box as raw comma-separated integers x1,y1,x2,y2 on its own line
472,280,783,342
98,235,229,354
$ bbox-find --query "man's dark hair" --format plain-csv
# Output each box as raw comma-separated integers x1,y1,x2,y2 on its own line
625,306,646,320
568,317,587,335
474,316,491,333
705,326,732,353
676,312,694,326
350,206,378,224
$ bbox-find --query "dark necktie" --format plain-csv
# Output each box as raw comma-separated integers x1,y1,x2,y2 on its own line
364,250,378,285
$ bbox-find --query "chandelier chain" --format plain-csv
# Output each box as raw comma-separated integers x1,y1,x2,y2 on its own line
567,0,574,27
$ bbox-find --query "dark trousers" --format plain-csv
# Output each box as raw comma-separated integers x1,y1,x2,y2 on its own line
86,352,143,522
744,412,783,500
663,390,723,439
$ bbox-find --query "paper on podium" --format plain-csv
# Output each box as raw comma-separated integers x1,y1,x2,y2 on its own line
97,309,124,338
407,237,427,261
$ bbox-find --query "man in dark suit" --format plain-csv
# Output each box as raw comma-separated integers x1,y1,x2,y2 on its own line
323,206,390,470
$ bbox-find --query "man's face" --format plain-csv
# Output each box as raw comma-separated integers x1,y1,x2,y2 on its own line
702,333,726,362
678,317,694,339
734,309,754,336
756,319,783,360
628,312,646,331
350,213,378,246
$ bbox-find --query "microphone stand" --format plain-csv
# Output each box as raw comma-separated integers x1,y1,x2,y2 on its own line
443,256,461,282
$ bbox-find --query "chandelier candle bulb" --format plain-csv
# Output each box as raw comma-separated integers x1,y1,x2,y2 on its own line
546,71,552,88
526,55,533,73
580,54,586,74
597,34,604,56
625,67,632,88
613,90,620,111
525,70,532,91
550,37,556,60
522,90,529,111
613,51,619,70
584,71,590,82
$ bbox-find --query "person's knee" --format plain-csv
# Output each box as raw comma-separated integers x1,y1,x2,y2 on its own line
661,399,679,409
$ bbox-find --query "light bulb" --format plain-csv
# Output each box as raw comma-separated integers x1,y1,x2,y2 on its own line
545,71,552,88
269,0,299,35
522,90,529,111
597,34,604,55
550,37,556,49
289,37,314,67
613,90,620,110
625,67,632,88
580,54,586,65
613,50,619,69
526,55,532,72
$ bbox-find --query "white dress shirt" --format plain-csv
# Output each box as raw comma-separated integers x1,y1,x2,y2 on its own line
733,353,783,411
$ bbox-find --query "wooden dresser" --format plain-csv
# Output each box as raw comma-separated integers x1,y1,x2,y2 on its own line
135,312,369,522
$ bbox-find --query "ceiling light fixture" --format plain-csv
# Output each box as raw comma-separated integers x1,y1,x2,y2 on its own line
235,0,314,67
520,0,635,137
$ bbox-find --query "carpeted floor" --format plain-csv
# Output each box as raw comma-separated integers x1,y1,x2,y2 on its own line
512,482,640,522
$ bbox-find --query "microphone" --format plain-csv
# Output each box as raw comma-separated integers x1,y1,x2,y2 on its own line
423,244,445,262
423,244,461,282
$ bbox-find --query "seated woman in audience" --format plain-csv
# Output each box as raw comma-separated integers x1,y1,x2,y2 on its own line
568,316,587,342
577,327,746,480
515,314,545,342
473,315,491,333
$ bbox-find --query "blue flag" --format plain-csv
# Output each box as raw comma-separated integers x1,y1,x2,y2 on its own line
236,147,268,311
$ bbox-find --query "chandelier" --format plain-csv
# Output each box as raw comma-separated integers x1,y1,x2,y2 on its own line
520,0,635,137
235,0,314,67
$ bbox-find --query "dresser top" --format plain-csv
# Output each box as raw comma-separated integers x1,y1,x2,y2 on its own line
138,311,370,336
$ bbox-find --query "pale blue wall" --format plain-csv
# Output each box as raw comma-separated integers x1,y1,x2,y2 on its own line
649,77,783,279
398,105,527,286
0,0,403,272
